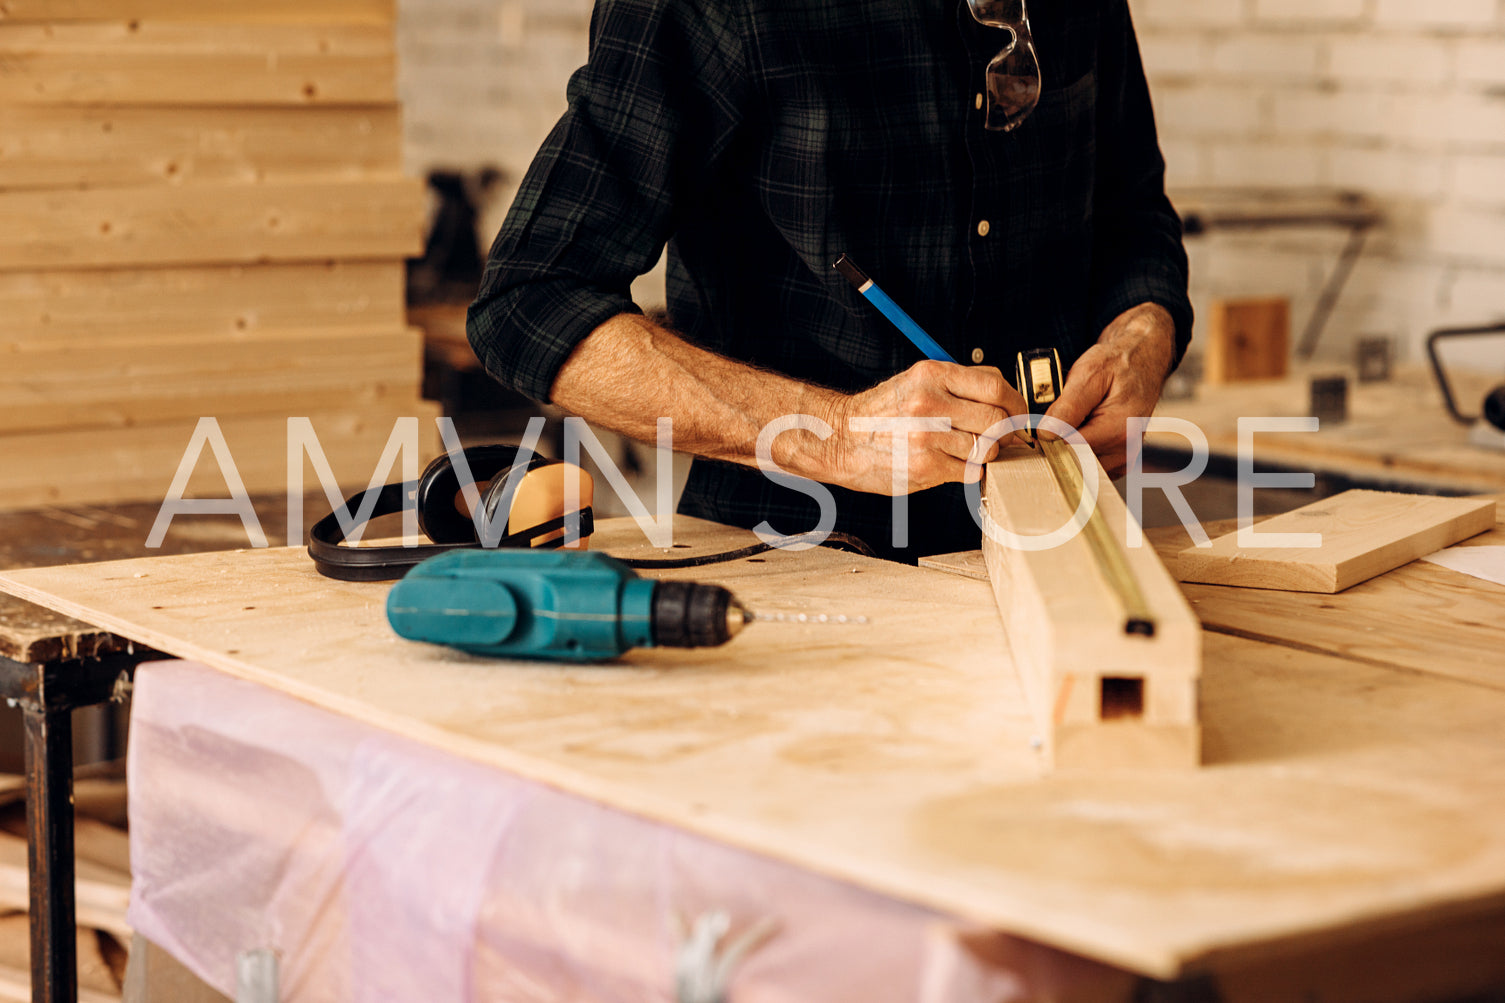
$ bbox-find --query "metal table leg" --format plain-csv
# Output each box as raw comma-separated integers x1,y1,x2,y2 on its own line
1,653,143,1003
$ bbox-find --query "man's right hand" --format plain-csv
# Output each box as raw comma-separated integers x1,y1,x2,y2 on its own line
820,360,1030,495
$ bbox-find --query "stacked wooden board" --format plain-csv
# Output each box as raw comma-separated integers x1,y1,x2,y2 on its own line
0,769,129,1001
0,0,439,510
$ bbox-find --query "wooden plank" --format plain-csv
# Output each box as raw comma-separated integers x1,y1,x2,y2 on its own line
0,262,405,343
0,402,441,510
6,523,1505,978
0,915,123,1001
0,106,401,191
0,177,425,271
0,326,423,433
72,819,130,883
981,447,1201,770
1173,490,1495,593
0,324,419,378
917,549,988,581
1204,297,1289,384
0,0,393,23
0,831,130,939
0,22,394,105
1146,502,1505,693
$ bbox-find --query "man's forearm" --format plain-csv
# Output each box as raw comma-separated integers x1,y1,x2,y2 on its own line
549,311,1029,496
550,311,842,479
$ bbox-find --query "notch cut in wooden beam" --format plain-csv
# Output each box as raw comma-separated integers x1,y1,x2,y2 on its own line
981,448,1201,771
1100,677,1144,721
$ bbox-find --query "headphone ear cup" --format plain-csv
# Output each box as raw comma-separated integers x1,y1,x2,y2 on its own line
414,452,472,544
478,460,594,546
477,470,515,540
507,462,594,548
417,444,544,544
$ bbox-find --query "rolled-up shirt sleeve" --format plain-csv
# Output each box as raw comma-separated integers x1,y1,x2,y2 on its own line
466,0,748,404
1088,0,1194,369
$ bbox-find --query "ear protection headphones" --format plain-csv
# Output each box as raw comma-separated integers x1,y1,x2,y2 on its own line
310,443,883,582
308,444,595,582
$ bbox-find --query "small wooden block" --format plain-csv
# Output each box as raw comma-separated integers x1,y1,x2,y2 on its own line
981,450,1202,771
1204,297,1290,385
1174,490,1497,593
917,549,989,581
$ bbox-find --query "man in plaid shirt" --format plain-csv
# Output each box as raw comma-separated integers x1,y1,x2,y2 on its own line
469,0,1191,562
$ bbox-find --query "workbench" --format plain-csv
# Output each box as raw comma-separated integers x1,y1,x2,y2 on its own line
3,511,1505,1000
0,497,324,1003
1150,365,1505,495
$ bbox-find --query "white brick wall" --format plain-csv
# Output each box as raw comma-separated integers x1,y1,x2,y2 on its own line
1139,0,1505,362
395,0,1505,363
397,0,593,243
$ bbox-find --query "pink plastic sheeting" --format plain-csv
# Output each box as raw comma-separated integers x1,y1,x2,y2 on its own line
127,660,1123,1001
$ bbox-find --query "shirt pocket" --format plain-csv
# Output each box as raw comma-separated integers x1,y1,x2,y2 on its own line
1026,68,1097,231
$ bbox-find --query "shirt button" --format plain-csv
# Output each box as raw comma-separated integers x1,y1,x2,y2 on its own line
971,347,985,364
976,219,990,237
975,93,984,110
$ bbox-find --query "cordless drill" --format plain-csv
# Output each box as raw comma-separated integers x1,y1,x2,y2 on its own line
386,549,750,662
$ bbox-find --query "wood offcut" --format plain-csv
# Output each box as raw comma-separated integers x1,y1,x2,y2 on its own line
1172,489,1496,593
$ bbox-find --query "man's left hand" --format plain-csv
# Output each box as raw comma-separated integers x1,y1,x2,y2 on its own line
1043,303,1177,478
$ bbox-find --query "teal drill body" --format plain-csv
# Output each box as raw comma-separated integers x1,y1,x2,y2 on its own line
386,549,744,662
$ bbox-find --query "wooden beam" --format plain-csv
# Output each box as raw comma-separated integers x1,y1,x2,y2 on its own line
1172,490,1497,593
0,105,402,191
0,177,425,271
0,22,395,105
0,261,405,342
0,0,394,23
981,447,1201,770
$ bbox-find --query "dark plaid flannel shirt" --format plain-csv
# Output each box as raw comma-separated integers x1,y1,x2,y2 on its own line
468,0,1192,561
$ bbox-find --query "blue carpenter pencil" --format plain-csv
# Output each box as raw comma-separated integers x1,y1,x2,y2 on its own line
832,254,957,364
832,253,1038,446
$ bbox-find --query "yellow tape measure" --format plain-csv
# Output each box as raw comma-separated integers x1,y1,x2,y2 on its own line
1016,349,1156,638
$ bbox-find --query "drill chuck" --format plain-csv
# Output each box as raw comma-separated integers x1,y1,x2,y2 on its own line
652,579,749,648
386,549,747,662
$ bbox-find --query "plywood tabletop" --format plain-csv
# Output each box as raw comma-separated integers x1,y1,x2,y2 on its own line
1147,498,1505,692
0,494,330,663
5,517,1505,979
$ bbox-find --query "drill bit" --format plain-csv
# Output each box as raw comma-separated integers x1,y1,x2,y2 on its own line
733,606,871,628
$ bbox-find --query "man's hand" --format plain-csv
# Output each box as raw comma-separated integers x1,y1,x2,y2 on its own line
821,360,1029,495
1043,303,1177,478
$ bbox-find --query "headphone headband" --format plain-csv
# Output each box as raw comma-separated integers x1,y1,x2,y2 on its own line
307,446,595,581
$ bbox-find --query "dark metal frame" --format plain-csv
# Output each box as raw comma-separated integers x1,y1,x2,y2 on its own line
0,651,146,1003
1425,322,1505,427
1178,190,1382,361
